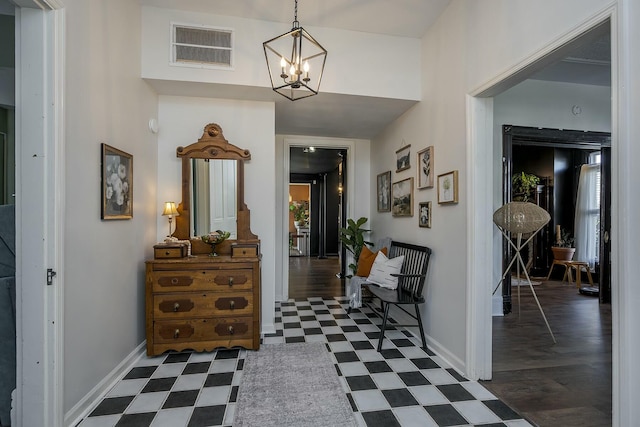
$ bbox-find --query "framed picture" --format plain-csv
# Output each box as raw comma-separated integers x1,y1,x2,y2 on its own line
396,144,411,172
417,146,434,189
437,170,458,204
101,143,133,220
392,177,413,217
376,171,391,212
419,202,432,228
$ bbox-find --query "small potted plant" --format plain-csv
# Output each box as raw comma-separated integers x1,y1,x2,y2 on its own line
551,227,575,261
289,201,308,227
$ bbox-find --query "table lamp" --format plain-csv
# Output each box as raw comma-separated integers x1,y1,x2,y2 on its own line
162,201,179,237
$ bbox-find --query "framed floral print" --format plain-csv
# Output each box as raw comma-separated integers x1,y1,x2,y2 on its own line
437,170,458,204
377,171,391,212
417,146,434,189
395,144,411,172
101,143,133,220
392,177,413,217
419,201,432,228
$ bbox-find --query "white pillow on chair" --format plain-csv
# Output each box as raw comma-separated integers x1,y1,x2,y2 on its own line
366,251,405,290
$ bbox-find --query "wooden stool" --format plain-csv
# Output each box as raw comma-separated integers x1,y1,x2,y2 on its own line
567,261,594,288
546,259,594,288
546,259,573,283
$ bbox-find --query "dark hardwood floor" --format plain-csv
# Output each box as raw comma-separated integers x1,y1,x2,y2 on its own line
482,279,612,427
288,255,345,299
289,258,612,426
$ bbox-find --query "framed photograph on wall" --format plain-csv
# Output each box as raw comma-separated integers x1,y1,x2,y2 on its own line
377,171,391,212
392,177,413,217
417,146,434,189
396,144,411,172
437,170,458,204
419,201,432,228
101,143,133,220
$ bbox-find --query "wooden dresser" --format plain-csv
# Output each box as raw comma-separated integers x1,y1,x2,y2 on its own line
145,255,260,356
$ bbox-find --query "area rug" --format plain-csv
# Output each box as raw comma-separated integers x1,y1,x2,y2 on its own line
511,276,542,286
234,342,357,427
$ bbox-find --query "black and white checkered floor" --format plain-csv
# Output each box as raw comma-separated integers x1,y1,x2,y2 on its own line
78,297,532,427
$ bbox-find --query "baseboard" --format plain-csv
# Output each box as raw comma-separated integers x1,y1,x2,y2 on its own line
64,341,146,427
261,322,276,336
388,307,467,376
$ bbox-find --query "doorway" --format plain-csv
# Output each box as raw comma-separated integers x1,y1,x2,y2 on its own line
288,146,346,299
500,125,612,312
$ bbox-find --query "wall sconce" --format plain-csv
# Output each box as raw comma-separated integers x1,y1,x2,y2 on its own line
162,201,179,237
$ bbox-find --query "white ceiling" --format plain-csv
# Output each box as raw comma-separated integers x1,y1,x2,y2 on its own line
139,0,611,140
137,0,452,39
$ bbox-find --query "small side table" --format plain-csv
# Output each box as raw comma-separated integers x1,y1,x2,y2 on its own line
546,259,594,288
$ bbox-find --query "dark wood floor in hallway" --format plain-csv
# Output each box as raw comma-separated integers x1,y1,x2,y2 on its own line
289,257,612,426
481,279,612,427
288,255,345,299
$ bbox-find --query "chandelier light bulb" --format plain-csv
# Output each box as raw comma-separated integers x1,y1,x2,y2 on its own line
303,60,310,78
280,56,287,77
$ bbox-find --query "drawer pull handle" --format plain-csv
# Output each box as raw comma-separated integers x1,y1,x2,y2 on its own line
170,278,178,285
229,300,235,310
228,277,234,287
228,325,234,335
165,251,171,256
174,329,180,339
173,302,180,312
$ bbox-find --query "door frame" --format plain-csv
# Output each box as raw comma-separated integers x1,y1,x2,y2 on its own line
280,137,355,302
501,125,612,312
14,2,64,426
465,9,615,383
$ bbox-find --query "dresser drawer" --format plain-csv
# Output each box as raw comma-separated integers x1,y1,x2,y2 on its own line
153,317,253,344
151,269,253,293
153,293,253,319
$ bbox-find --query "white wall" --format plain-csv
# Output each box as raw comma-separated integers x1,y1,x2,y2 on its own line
63,0,159,414
141,6,421,100
157,96,276,333
494,79,611,133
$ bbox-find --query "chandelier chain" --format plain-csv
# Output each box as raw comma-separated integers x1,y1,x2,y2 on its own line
294,0,298,23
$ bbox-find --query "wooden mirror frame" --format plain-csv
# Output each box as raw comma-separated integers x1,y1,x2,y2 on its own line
174,123,258,253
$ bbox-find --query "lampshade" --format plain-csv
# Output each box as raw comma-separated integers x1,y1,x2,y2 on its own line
162,202,179,217
493,202,550,234
263,0,327,101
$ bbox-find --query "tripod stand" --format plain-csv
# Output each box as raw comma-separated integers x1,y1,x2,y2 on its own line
493,202,556,343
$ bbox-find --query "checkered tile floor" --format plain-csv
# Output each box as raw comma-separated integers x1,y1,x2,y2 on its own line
78,297,532,427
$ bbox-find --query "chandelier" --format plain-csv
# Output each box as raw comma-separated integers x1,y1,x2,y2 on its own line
263,0,327,101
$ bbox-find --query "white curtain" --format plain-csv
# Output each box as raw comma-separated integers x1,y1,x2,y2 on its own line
574,164,600,268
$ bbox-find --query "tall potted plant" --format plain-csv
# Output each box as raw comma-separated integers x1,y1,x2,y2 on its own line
512,172,540,202
339,217,373,277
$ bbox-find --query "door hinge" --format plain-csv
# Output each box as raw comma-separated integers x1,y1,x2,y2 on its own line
47,268,57,286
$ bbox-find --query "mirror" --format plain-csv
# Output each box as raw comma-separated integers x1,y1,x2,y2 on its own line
191,158,237,238
173,123,257,249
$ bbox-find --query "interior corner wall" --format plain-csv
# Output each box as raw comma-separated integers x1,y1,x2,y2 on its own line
63,0,159,414
371,0,615,373
156,95,276,334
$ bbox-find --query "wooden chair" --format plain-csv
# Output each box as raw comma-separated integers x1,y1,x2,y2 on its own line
365,241,432,352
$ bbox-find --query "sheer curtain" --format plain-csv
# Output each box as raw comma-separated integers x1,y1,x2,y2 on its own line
574,164,600,268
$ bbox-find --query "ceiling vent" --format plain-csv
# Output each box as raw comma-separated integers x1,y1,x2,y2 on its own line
171,24,233,69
